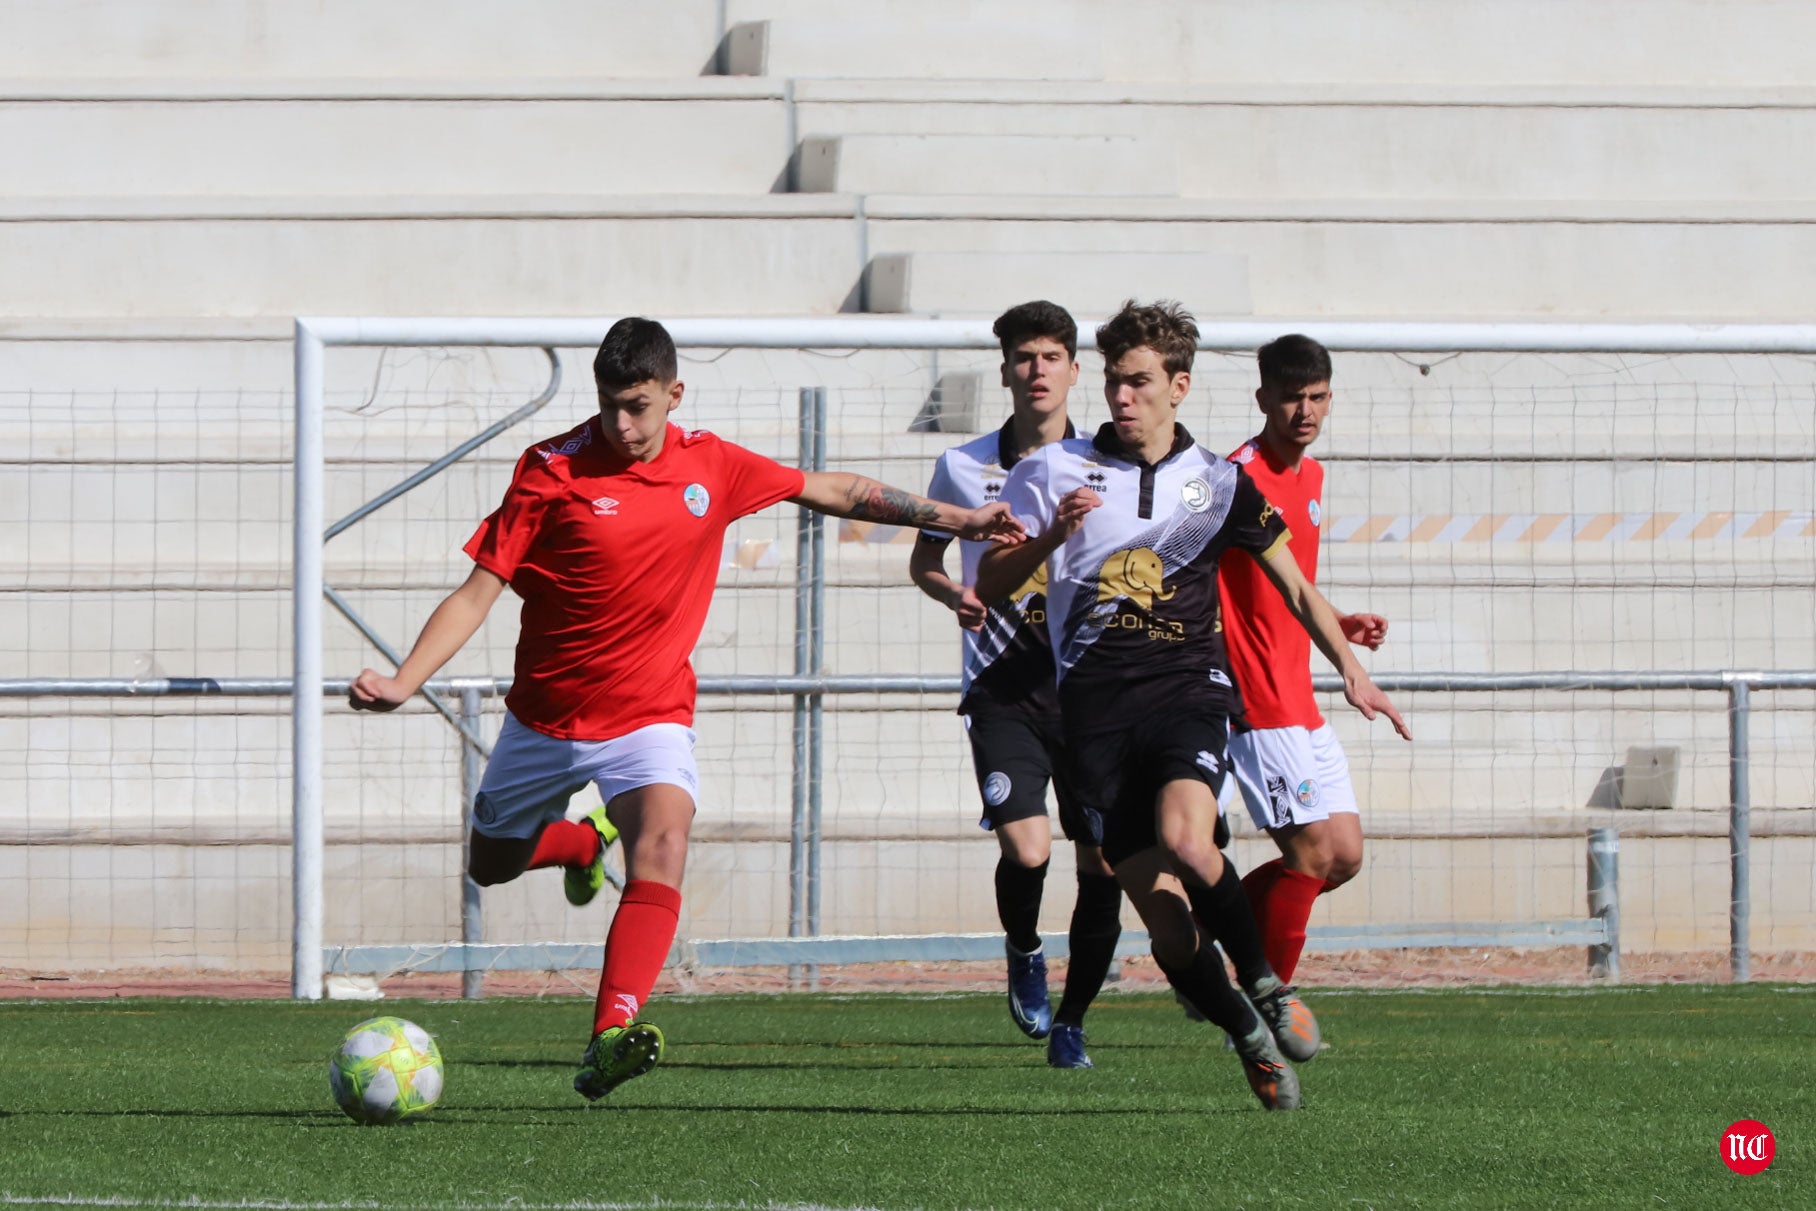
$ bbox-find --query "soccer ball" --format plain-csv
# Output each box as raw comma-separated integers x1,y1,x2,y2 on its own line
328,1016,445,1125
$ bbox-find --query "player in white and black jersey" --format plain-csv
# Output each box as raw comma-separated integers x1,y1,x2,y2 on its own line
978,301,1410,1110
911,301,1122,1070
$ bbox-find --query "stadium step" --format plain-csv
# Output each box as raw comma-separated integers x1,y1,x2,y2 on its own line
0,0,724,81
862,250,1248,316
794,133,1176,198
794,81,1816,205
724,0,1816,88
0,82,791,199
6,195,1811,325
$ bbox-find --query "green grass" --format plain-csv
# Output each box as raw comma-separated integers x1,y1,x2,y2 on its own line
0,986,1809,1209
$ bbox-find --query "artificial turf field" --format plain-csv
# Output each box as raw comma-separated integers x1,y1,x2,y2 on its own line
0,986,1807,1209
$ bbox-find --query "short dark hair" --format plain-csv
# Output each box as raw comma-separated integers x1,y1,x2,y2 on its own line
1095,300,1198,377
992,299,1078,361
593,317,677,390
1257,334,1332,394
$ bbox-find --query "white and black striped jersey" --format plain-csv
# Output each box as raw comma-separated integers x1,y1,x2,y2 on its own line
997,423,1289,715
919,419,1076,707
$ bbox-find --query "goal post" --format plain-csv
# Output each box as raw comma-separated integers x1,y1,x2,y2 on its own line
290,318,1816,999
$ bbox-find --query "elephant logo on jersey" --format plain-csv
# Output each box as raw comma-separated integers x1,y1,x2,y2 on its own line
1096,548,1176,611
1012,562,1048,607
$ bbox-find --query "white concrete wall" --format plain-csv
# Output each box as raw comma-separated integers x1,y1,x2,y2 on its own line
731,0,1816,88
0,88,790,198
0,1,725,80
7,0,1816,967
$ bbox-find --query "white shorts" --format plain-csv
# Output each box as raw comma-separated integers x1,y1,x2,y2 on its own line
472,714,699,840
1229,723,1358,831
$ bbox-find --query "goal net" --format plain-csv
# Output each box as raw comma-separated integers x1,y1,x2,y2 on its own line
6,319,1814,995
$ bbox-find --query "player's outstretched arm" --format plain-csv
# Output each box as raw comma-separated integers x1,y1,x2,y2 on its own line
348,566,508,712
792,472,1026,543
1256,548,1411,741
974,486,1099,605
909,539,987,631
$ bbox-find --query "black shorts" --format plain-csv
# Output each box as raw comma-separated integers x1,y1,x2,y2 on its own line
1062,683,1232,867
962,693,1099,847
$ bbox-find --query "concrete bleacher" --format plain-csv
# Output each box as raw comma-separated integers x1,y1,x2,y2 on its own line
5,0,1814,966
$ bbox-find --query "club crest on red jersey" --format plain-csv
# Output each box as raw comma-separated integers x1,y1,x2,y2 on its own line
1307,499,1322,527
683,483,710,517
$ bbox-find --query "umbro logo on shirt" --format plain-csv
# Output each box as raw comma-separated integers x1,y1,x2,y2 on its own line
592,497,619,516
539,427,594,460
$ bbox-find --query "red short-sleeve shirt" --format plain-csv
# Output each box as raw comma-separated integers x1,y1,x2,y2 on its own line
1218,438,1325,730
465,419,805,741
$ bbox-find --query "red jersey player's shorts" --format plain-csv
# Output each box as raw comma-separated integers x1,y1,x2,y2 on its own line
472,714,698,840
1228,723,1358,832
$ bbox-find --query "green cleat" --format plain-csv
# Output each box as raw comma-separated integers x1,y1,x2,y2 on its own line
563,806,619,907
573,1021,665,1101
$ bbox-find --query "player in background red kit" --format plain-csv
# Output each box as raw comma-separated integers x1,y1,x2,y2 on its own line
1219,334,1390,1042
350,317,1022,1102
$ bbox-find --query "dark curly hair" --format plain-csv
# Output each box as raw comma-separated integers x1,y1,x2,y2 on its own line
1095,300,1198,377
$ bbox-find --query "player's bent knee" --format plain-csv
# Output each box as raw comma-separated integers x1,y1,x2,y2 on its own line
1325,853,1362,887
1163,836,1224,887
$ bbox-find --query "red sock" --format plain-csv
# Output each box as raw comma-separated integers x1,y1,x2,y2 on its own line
526,819,599,870
1241,859,1326,983
592,879,682,1035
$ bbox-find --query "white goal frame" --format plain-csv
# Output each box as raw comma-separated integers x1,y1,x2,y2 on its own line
292,317,1816,999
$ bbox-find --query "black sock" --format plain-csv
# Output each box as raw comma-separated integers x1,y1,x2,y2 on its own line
1157,943,1261,1039
1186,859,1273,992
1054,873,1122,1026
995,856,1048,954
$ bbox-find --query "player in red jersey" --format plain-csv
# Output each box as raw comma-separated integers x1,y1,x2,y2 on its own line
1219,334,1389,1030
349,317,1022,1101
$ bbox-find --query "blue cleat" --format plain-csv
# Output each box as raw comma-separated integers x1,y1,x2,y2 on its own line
1047,1022,1094,1069
1005,941,1053,1039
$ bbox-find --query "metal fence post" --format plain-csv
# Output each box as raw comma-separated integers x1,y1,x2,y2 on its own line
807,385,827,950
458,687,486,1000
788,387,815,986
1587,828,1620,981
1728,678,1752,983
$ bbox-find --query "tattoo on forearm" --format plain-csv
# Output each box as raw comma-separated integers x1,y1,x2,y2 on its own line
844,478,940,527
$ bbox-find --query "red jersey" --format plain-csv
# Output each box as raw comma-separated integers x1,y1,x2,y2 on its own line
1218,437,1324,730
464,419,805,741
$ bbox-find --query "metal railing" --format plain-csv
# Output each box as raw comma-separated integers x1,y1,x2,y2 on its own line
8,668,1813,991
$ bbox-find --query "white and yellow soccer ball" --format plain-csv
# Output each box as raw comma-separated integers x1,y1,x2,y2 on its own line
328,1016,445,1125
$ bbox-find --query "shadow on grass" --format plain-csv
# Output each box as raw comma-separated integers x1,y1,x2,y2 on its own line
7,1108,337,1121
428,1102,1251,1120
7,1100,1252,1124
